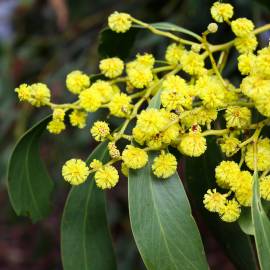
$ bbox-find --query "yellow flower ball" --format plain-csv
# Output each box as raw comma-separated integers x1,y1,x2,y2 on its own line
231,18,254,37
181,51,205,76
66,70,90,94
219,199,241,222
152,152,177,179
15,83,31,102
245,138,270,171
108,93,132,118
215,161,240,189
127,64,153,88
62,159,90,185
235,171,252,206
136,53,155,68
122,145,148,169
260,176,270,201
210,2,234,23
95,165,119,189
203,189,227,213
254,47,270,77
47,119,66,134
90,80,114,103
234,34,258,54
79,89,102,112
89,159,103,170
220,137,240,157
99,57,124,78
108,142,120,159
52,108,65,121
165,43,184,65
29,83,51,107
108,12,132,33
225,106,251,128
238,54,255,75
69,110,87,128
178,129,207,157
90,121,110,142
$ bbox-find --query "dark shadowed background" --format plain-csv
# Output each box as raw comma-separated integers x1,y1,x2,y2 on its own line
0,0,270,269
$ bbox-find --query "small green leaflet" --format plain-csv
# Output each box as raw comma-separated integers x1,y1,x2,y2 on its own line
8,115,54,222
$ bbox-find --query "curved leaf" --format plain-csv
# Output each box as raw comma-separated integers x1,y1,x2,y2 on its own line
185,137,257,270
7,115,54,222
128,152,208,270
148,89,161,109
61,141,117,270
252,171,270,270
238,207,255,235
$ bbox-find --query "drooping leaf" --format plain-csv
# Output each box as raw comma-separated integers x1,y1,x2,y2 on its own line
98,28,138,59
238,207,255,235
185,137,257,270
128,152,208,270
7,115,54,222
251,171,270,270
61,141,117,270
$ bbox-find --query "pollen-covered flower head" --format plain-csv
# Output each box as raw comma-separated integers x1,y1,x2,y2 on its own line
234,171,252,206
260,176,270,201
245,138,270,171
95,165,119,189
28,83,51,107
69,110,87,128
210,2,234,23
215,161,240,189
127,63,153,88
90,80,114,103
220,136,240,157
136,53,155,68
219,199,241,222
178,126,207,157
99,57,124,78
52,108,65,121
90,121,110,142
122,145,148,169
79,88,102,112
203,189,227,213
47,119,65,134
234,34,258,54
165,43,185,65
15,83,31,102
152,152,177,179
90,159,103,170
108,142,120,159
254,47,270,78
62,159,90,185
66,70,90,94
108,12,132,33
181,51,205,76
225,106,251,128
231,18,254,37
108,93,132,118
238,53,255,75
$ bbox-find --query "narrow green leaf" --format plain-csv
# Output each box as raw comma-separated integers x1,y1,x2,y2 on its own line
61,141,117,270
7,115,54,222
185,137,257,270
148,89,161,109
98,28,138,59
238,207,255,235
251,171,270,270
128,152,208,270
150,22,202,41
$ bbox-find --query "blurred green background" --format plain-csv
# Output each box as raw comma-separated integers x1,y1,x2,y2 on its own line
0,0,269,269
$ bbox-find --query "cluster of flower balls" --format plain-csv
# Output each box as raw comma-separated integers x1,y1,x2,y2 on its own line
15,2,270,223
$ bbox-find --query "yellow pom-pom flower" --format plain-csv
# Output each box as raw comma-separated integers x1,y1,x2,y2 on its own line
245,138,270,171
254,47,270,77
15,83,31,102
108,93,132,118
181,51,205,76
127,64,153,88
66,70,90,94
210,2,234,23
152,152,177,179
136,53,155,68
238,54,255,75
90,80,114,103
234,171,252,206
178,128,207,157
108,142,120,159
79,88,102,112
260,176,270,201
52,108,65,121
234,34,258,54
220,137,240,157
231,18,254,37
90,121,110,141
62,159,90,185
165,43,184,65
225,106,251,128
220,199,241,222
203,189,227,213
69,110,87,128
99,57,124,78
95,165,119,189
29,83,51,107
89,159,103,170
108,12,132,33
122,145,148,169
215,161,240,189
47,119,66,134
